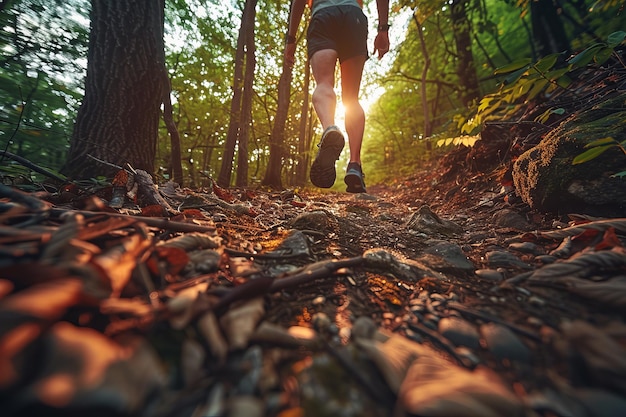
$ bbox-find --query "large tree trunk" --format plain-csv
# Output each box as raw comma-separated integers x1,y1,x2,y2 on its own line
450,0,479,106
530,0,571,56
218,0,256,187
236,2,257,187
61,0,165,180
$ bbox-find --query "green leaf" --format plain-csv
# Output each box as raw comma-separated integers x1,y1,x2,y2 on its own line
556,74,572,89
607,31,626,48
527,78,549,101
534,53,561,73
494,59,531,75
546,67,570,81
567,44,603,67
584,137,617,148
572,144,615,164
535,107,565,124
594,46,613,65
499,65,528,86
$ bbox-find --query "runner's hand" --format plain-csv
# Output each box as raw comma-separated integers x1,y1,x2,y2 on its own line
284,43,296,68
373,31,390,60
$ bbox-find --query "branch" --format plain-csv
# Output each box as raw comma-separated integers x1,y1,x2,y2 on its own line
0,150,67,183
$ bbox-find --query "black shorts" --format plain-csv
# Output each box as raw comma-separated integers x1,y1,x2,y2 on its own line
307,5,368,62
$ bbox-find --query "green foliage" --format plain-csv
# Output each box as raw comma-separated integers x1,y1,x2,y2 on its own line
0,0,89,176
447,31,626,148
572,137,626,178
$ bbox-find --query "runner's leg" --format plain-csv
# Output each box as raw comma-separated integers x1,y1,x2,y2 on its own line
310,49,339,130
340,55,367,164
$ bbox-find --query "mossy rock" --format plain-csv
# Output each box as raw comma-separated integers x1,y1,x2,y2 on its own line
512,97,626,216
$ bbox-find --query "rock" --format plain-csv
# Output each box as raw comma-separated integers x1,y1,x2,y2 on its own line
475,269,505,282
480,323,531,365
405,205,464,236
508,242,544,255
288,210,331,233
492,209,531,231
486,251,533,269
438,316,481,349
512,98,626,216
419,240,475,274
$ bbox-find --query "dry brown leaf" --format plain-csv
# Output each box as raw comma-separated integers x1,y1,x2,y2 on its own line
0,278,82,319
198,310,228,362
398,355,525,417
91,233,153,297
219,297,265,351
560,320,626,395
15,322,166,413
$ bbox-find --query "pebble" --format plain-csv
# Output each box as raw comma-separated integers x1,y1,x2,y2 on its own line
535,255,558,264
438,316,481,349
492,208,531,230
486,251,533,269
475,269,505,282
508,242,545,255
480,323,531,365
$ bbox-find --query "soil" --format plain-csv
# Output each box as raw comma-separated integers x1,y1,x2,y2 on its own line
2,57,626,417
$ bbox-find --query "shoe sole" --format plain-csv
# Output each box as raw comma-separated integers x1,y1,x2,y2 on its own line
345,172,366,193
310,130,344,188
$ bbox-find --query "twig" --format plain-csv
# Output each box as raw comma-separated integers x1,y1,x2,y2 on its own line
49,208,217,234
0,150,67,183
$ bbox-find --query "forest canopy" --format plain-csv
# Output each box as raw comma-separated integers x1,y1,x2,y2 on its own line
0,0,624,188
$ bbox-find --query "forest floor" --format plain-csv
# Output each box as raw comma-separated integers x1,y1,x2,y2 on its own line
1,59,626,417
1,150,625,417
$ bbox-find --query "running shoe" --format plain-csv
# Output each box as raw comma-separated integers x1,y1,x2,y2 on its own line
344,162,367,193
309,125,345,188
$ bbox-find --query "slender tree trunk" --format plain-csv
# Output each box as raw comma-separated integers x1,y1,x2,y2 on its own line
62,0,165,179
450,0,480,106
294,60,311,186
161,72,184,185
413,12,432,138
530,0,571,56
218,0,256,187
236,3,257,187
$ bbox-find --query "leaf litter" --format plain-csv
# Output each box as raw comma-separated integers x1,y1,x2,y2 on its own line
1,163,625,417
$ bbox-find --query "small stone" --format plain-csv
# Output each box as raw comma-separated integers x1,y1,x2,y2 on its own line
508,242,545,255
486,251,533,269
312,296,326,305
492,208,531,231
438,316,481,349
535,255,557,264
480,322,531,365
475,269,505,282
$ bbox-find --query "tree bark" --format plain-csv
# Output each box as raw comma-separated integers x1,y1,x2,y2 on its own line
236,2,257,187
450,0,480,106
294,60,311,186
530,0,571,56
262,62,292,189
413,12,432,138
61,0,165,180
161,72,184,186
218,0,256,187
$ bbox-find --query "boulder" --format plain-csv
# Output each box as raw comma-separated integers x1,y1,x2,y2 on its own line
512,98,626,216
